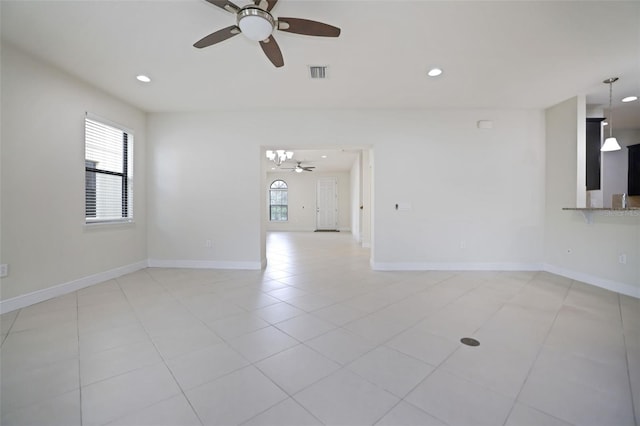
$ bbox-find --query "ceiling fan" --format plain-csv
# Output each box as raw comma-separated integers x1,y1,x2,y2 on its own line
193,0,341,68
282,161,315,173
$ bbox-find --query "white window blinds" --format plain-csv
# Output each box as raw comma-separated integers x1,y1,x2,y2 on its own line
85,115,133,223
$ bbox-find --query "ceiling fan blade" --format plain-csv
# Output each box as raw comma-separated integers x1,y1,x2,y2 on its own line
260,36,284,68
254,0,278,12
265,0,278,12
277,17,340,37
205,0,241,13
194,26,241,48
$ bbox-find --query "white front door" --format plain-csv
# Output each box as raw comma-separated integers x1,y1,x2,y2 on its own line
316,177,338,230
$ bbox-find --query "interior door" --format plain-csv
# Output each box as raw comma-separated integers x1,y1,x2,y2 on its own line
316,177,338,230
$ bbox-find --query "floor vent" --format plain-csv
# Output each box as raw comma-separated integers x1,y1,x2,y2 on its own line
309,66,328,79
460,337,480,347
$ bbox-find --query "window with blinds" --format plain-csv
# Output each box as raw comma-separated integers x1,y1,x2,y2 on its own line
269,180,288,221
85,115,133,223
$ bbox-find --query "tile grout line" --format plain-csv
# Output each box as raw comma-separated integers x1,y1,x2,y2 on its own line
0,307,21,346
80,270,326,423
238,268,452,424
289,275,462,372
242,365,326,426
500,276,574,426
418,271,546,408
114,270,207,426
618,292,639,426
366,271,495,426
154,270,328,424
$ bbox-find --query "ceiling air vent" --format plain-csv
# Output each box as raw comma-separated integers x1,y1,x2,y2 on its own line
309,66,328,79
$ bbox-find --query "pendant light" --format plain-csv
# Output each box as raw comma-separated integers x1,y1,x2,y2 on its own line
601,77,622,152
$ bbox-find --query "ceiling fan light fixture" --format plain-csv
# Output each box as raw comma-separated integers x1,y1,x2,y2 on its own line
295,166,303,173
237,7,275,41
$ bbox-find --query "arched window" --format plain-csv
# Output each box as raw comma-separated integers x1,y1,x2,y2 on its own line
269,180,288,221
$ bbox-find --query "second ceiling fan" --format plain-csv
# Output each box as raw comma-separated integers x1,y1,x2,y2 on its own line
282,161,315,173
194,0,341,68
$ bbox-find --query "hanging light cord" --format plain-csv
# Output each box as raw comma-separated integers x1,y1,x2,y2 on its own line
608,81,613,138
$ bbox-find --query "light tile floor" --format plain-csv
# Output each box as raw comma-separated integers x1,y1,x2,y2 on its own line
1,231,638,426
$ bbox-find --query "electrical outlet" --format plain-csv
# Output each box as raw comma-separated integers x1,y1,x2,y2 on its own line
619,254,627,265
460,240,467,249
205,239,213,249
0,264,8,278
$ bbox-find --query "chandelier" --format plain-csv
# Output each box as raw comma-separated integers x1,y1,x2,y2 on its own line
266,150,293,166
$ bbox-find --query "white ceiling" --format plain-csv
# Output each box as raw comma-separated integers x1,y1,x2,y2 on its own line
2,1,638,131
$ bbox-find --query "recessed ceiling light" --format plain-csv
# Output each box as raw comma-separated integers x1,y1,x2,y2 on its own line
136,75,151,83
622,96,638,103
321,155,327,158
427,68,443,77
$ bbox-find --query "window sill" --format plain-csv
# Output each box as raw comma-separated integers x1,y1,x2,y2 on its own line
84,219,135,229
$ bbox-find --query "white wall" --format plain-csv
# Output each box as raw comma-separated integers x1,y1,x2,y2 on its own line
147,113,263,268
372,110,546,269
0,43,147,306
147,109,547,271
544,97,640,296
266,171,352,232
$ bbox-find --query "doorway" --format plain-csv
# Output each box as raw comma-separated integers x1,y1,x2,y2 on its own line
260,147,373,266
316,177,338,231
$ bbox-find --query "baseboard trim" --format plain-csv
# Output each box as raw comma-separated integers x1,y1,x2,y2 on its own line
266,228,315,232
0,261,148,314
266,228,352,233
371,261,543,272
3,258,635,314
370,260,638,299
543,263,640,298
147,259,262,270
